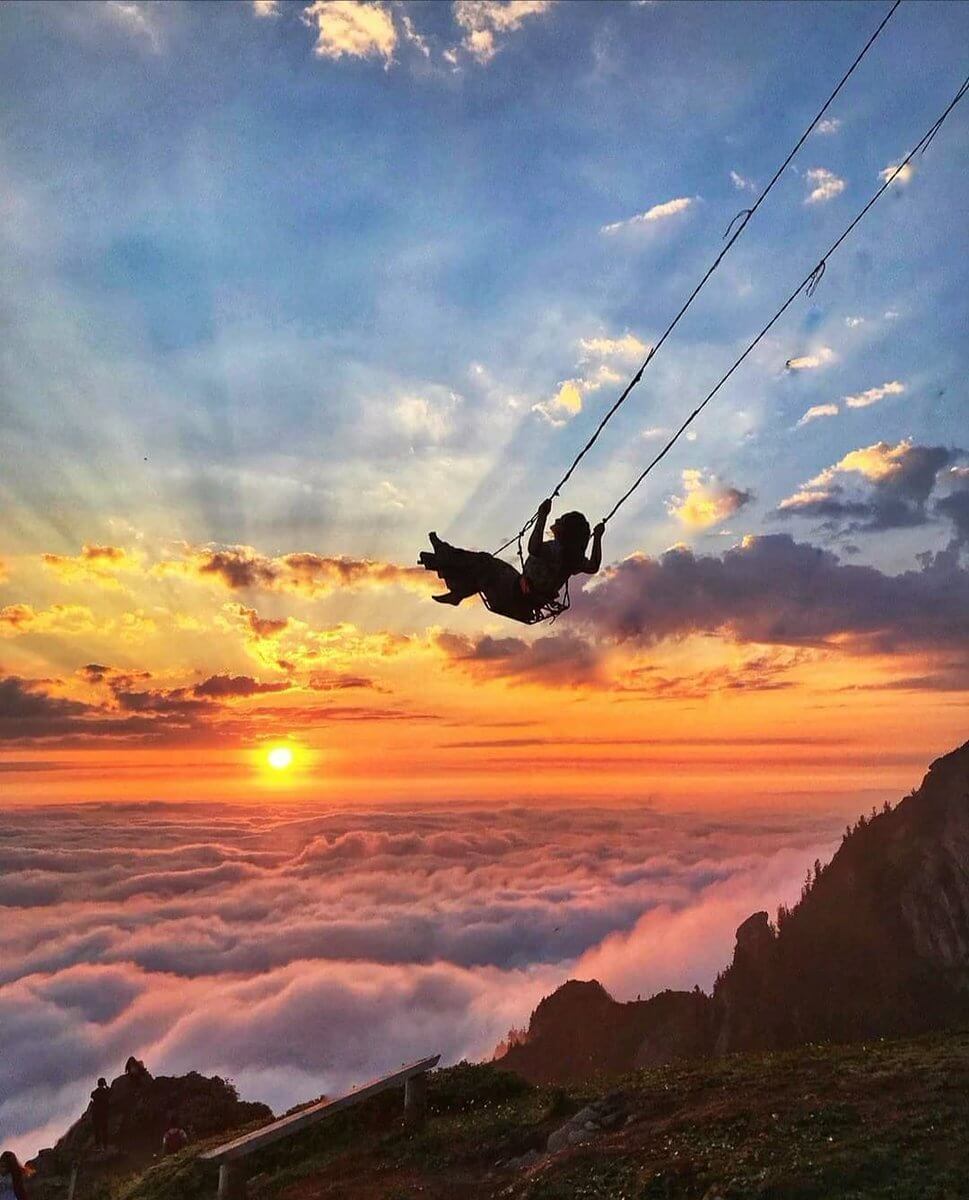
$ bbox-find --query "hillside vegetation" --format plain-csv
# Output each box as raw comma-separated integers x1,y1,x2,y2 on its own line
87,1028,969,1200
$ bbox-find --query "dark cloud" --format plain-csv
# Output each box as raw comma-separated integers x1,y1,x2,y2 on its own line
0,676,93,739
193,675,291,699
572,534,969,654
776,441,965,534
110,685,210,716
436,631,605,687
193,547,279,590
0,667,435,744
233,605,290,639
935,471,969,548
79,664,111,682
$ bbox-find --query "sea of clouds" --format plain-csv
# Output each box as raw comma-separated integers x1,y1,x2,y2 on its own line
0,799,847,1158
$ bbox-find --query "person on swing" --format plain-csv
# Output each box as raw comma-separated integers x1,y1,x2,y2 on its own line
419,498,604,625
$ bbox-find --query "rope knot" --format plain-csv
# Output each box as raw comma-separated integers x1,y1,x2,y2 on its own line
723,208,753,240
805,260,827,297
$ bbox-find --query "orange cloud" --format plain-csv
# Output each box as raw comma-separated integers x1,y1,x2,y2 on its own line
160,544,430,597
218,603,411,673
667,470,752,530
622,649,815,700
533,331,648,425
231,604,291,640
41,544,142,589
0,603,98,638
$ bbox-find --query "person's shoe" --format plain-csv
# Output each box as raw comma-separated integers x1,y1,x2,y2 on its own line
432,592,462,605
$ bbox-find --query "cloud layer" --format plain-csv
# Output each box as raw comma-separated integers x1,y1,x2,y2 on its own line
0,800,843,1159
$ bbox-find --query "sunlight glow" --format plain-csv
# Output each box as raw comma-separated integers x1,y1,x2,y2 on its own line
267,745,294,771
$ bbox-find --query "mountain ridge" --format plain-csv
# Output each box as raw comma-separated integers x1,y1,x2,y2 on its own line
501,739,969,1083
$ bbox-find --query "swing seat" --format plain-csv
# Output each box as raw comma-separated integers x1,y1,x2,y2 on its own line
479,580,571,626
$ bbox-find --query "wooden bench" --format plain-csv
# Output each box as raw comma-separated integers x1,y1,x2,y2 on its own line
201,1054,440,1198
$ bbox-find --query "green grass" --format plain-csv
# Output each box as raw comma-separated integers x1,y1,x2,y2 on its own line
94,1030,969,1200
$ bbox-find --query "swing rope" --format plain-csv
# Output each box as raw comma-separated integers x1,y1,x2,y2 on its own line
601,69,969,526
493,0,902,559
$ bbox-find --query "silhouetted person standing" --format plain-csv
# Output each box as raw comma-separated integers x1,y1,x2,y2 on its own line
90,1078,110,1151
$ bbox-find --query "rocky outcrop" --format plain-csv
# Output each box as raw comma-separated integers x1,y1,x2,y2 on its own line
500,740,969,1082
545,1092,631,1153
712,911,779,1056
28,1061,272,1195
500,980,713,1084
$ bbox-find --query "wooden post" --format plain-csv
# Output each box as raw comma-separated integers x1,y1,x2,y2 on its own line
218,1162,247,1200
404,1071,428,1128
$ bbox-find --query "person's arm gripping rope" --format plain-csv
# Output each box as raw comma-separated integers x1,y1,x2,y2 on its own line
584,521,605,575
527,498,552,557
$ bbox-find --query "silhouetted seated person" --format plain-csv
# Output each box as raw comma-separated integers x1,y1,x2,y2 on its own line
124,1056,150,1085
419,499,603,624
0,1151,31,1200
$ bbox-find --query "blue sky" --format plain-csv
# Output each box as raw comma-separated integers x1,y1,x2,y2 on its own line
2,4,968,1151
1,0,967,619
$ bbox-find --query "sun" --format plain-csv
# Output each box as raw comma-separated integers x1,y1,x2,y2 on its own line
266,745,294,771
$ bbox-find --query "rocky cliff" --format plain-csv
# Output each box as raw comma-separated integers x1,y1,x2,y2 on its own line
27,1060,272,1197
715,736,969,1052
499,980,712,1084
501,739,969,1083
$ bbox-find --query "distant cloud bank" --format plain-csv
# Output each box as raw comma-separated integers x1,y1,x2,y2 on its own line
0,801,842,1161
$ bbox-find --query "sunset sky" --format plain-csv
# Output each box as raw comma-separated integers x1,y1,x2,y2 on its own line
1,0,967,1160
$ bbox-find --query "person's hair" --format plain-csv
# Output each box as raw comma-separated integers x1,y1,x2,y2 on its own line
552,511,591,570
97,1078,107,1087
0,1151,28,1182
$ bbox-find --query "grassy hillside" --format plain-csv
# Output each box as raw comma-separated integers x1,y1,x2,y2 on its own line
93,1029,969,1200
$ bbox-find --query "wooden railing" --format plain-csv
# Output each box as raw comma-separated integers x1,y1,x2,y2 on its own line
200,1054,440,1198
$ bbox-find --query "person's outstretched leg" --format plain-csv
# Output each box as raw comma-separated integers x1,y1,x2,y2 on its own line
418,536,498,606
